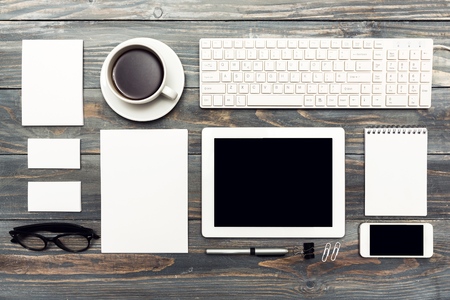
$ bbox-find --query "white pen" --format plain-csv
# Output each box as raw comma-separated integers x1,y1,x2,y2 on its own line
206,247,288,256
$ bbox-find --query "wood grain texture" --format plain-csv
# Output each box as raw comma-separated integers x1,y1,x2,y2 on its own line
1,2,450,298
0,88,449,155
0,220,450,299
0,153,449,222
1,1,450,21
1,21,450,89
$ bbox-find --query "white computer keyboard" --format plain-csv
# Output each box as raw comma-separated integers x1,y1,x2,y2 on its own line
199,38,433,109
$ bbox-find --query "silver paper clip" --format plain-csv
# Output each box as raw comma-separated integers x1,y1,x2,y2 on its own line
331,242,341,261
322,243,331,262
322,242,341,262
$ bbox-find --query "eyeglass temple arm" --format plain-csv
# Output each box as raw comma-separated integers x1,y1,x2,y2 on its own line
12,223,99,237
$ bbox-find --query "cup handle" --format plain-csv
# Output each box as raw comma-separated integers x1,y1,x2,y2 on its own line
161,85,178,100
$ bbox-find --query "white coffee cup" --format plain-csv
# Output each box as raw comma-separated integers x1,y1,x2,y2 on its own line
103,39,177,104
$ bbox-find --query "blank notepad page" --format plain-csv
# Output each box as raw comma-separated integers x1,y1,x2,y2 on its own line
365,127,427,216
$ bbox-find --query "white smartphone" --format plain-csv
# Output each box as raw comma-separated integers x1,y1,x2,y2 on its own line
359,223,433,258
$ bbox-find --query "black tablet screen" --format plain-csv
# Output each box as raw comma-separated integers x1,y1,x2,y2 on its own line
214,138,333,227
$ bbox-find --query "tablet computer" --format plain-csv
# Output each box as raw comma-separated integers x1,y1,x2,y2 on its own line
202,127,345,238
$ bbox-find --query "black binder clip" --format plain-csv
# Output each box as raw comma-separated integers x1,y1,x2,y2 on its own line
303,242,315,259
294,242,315,259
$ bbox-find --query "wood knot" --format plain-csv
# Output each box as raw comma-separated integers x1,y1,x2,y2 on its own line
153,7,163,18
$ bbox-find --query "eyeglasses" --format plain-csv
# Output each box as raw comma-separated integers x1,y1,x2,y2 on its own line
9,223,100,252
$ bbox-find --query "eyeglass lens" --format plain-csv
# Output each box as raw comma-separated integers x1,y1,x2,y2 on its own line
57,235,90,252
16,233,46,251
16,233,90,252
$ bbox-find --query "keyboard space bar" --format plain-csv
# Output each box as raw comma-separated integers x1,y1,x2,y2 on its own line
247,95,303,106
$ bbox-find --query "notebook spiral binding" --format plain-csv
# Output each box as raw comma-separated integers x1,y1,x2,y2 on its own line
366,126,427,135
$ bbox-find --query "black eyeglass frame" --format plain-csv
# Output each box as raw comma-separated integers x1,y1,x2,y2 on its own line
9,223,100,253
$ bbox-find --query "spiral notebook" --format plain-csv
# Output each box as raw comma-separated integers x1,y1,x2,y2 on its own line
365,127,427,216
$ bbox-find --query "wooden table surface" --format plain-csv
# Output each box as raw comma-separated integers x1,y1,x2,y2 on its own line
1,1,450,299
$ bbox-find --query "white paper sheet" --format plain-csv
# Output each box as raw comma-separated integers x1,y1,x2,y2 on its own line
28,139,80,169
28,181,81,212
22,40,84,126
101,129,188,253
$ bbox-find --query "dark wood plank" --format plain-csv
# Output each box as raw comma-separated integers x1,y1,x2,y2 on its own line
0,88,449,155
1,5,450,298
0,220,449,299
1,1,450,21
1,153,449,221
1,21,450,89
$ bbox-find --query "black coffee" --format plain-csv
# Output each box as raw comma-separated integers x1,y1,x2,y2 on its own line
112,49,164,100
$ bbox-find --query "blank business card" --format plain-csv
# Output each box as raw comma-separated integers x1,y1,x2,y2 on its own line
22,40,84,126
28,181,82,212
28,139,80,169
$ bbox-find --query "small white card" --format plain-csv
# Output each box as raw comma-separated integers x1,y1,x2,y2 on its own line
28,181,81,212
28,139,80,169
22,40,84,126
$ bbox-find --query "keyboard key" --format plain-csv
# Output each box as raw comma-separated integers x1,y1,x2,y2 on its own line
410,50,420,60
202,50,212,59
201,84,226,94
421,72,431,83
225,95,234,106
201,39,211,48
387,50,398,60
304,96,314,106
409,95,419,106
372,96,383,106
363,40,374,49
202,72,220,82
201,61,217,71
236,95,246,106
338,95,349,106
361,95,371,106
422,50,432,60
420,85,431,107
213,95,223,106
348,73,371,83
212,41,222,48
342,84,360,94
356,61,372,71
316,95,326,106
202,95,212,106
350,95,360,106
386,95,408,107
248,95,303,106
327,95,338,106
351,50,372,60
213,49,223,59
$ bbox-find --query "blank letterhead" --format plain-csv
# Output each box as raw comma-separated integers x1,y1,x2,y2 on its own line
22,40,84,126
101,129,188,253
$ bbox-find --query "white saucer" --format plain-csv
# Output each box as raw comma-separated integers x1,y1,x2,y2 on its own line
100,38,185,122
